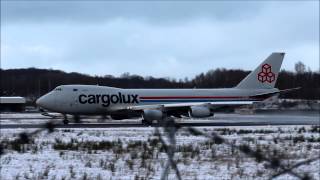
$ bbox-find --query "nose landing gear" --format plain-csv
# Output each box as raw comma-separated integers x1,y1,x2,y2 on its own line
62,115,81,124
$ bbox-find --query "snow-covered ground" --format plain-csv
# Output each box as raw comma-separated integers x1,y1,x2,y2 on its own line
1,124,319,180
0,112,318,125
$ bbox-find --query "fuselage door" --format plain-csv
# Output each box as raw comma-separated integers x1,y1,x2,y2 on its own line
70,88,80,109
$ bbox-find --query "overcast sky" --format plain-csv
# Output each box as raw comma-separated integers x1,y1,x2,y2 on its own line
1,1,319,78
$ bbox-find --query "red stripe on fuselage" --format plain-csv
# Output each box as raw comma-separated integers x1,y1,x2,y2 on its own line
139,96,246,100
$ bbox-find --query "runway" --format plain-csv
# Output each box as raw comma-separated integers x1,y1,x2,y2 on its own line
1,121,319,129
0,111,318,129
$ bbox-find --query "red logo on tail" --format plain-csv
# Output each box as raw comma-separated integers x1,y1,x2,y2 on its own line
258,64,275,83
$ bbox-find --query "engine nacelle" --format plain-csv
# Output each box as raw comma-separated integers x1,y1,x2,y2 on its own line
189,106,213,118
143,109,163,121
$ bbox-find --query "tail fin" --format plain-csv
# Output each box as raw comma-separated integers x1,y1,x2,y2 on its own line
236,52,285,89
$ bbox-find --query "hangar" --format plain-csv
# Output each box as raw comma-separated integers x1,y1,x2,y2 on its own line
0,96,26,112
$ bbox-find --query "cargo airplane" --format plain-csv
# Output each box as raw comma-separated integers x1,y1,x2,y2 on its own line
36,52,292,124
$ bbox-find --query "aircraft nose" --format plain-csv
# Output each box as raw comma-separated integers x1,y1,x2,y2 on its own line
36,96,44,107
36,94,55,110
36,96,46,108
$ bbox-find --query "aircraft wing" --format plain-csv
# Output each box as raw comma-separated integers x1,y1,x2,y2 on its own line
127,101,255,111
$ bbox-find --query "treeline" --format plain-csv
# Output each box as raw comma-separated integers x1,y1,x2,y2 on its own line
0,68,319,100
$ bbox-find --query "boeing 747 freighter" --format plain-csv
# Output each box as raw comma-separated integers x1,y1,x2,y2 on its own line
37,53,292,124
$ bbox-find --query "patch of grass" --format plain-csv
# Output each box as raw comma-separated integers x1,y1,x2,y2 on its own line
293,135,305,143
1,138,36,153
126,159,134,170
53,140,123,151
309,126,320,133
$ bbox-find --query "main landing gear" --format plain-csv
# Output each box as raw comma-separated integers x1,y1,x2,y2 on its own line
142,119,153,126
63,115,69,124
73,115,81,123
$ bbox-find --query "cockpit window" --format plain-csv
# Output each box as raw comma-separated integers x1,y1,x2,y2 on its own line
54,88,62,91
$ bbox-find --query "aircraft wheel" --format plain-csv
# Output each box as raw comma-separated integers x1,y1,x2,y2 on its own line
73,115,81,123
98,115,107,122
142,119,152,126
63,119,69,125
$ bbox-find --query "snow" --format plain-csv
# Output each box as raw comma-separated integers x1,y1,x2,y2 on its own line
1,112,318,124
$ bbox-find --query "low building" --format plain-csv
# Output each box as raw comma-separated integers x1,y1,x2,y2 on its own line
0,96,26,112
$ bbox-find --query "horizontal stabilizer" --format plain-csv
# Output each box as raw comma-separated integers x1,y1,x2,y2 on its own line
279,87,301,93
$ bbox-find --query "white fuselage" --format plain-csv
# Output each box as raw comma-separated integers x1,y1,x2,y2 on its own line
36,84,278,115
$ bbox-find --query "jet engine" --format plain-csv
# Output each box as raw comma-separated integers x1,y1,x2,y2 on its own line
189,106,213,118
143,109,163,121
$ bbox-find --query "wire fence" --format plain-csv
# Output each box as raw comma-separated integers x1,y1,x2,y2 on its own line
1,118,319,179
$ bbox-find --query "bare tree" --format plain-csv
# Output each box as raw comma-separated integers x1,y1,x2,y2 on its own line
295,61,306,74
